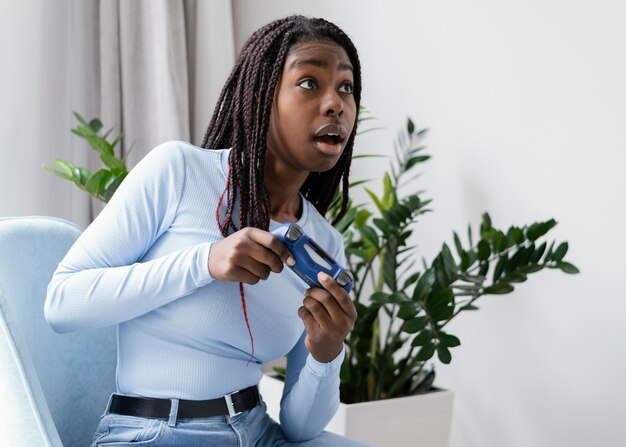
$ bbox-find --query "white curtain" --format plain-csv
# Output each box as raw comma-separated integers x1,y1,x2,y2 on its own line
1,0,234,227
69,0,235,225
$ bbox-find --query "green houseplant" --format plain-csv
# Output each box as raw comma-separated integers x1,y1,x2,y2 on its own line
323,111,578,404
43,112,130,203
46,111,578,407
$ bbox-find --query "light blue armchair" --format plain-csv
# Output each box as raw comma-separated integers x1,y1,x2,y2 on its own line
0,216,116,447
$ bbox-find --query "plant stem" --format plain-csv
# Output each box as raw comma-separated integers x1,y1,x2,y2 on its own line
353,245,383,303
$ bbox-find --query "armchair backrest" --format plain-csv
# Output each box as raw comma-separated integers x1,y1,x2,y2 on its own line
0,216,116,447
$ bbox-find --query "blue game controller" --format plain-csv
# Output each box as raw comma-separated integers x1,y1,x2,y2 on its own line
271,222,353,293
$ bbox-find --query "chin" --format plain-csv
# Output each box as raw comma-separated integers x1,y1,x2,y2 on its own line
311,155,343,173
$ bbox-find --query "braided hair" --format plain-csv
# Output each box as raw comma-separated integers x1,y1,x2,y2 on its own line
202,15,362,235
202,16,362,363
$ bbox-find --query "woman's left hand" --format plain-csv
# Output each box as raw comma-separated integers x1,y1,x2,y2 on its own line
298,271,358,363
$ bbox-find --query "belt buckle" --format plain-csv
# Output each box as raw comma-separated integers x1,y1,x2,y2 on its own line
224,389,242,418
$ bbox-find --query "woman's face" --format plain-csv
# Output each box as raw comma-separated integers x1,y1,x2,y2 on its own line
266,39,357,173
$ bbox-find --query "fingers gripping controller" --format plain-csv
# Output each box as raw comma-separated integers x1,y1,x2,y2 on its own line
271,223,353,293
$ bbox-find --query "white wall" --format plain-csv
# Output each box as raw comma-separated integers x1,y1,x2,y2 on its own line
231,1,624,446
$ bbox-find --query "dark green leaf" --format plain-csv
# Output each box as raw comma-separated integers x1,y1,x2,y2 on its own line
406,155,431,170
502,272,527,283
426,289,454,321
372,218,391,236
526,219,557,241
530,242,547,263
493,254,508,283
360,226,379,247
477,240,491,261
461,304,479,311
484,283,514,294
397,302,418,320
403,272,421,290
388,292,410,304
415,342,436,361
493,231,508,253
438,332,461,347
507,226,525,246
555,261,580,274
482,228,497,240
552,242,569,262
89,118,103,133
370,292,390,305
411,330,432,347
412,268,435,302
460,251,470,271
453,231,463,258
402,317,428,334
436,344,452,364
518,264,544,274
407,117,415,134
481,213,492,233
434,256,453,287
520,244,534,266
478,261,490,276
504,249,523,273
441,243,458,275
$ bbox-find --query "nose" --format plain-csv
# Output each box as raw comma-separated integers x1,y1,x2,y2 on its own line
322,88,343,117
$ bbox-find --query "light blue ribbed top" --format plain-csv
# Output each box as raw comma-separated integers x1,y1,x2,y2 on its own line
45,141,347,441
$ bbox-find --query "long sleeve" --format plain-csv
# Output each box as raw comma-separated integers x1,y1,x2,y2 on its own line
277,238,349,442
45,142,215,333
279,331,346,442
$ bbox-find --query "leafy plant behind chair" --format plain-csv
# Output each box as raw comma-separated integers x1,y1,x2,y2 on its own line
43,112,130,202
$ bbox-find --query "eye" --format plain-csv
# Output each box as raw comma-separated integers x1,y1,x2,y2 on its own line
339,83,354,94
298,79,317,90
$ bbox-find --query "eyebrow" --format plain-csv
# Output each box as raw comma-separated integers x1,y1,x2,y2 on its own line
289,58,354,73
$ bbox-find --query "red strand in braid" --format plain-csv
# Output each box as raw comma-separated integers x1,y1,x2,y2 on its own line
215,162,256,366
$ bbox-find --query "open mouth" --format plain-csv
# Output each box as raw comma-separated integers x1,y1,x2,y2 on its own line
312,123,348,155
313,134,343,145
312,134,345,155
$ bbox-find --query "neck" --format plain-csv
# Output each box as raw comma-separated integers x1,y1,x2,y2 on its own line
264,159,308,224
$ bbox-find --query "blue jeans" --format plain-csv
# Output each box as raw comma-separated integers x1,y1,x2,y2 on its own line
90,397,372,446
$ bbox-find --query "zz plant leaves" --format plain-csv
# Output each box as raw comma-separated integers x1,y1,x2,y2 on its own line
324,114,579,404
43,112,129,203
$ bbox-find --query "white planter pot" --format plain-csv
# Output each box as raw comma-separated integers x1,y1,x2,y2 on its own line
259,374,453,447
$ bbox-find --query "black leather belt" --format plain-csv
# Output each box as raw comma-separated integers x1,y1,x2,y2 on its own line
108,386,260,419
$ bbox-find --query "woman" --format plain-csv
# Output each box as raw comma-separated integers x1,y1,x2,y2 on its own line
46,15,371,446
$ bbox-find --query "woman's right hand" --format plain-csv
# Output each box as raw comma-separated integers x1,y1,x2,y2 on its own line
208,227,295,284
